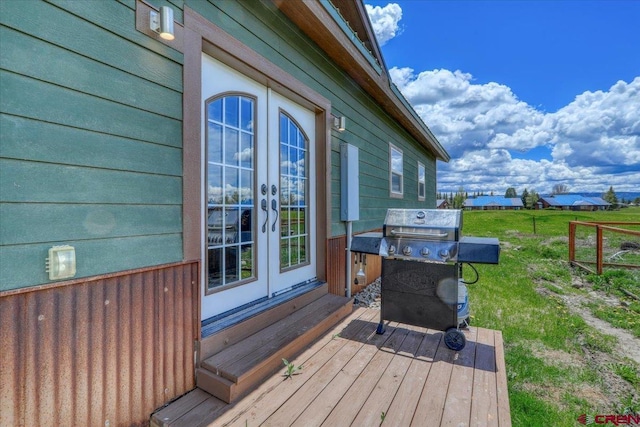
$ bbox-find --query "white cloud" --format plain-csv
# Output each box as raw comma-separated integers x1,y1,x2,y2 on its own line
548,78,640,171
390,66,640,194
365,3,402,46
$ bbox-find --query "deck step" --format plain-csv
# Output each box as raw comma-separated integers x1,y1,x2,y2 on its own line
196,293,352,403
199,282,329,361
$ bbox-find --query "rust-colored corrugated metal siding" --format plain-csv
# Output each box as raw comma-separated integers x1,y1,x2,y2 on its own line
326,236,381,297
327,236,347,296
0,262,198,427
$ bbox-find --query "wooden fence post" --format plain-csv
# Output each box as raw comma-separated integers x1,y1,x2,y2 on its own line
596,225,603,275
568,221,575,265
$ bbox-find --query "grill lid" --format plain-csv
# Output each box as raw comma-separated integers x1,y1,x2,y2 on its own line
383,209,462,241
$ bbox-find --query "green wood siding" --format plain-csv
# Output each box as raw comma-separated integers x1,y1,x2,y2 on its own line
0,235,182,290
1,0,438,291
186,0,437,236
0,0,184,291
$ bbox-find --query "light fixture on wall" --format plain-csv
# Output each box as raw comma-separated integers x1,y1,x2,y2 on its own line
46,245,76,280
150,6,175,41
334,116,346,132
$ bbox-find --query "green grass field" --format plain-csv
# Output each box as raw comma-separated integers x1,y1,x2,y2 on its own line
461,208,640,426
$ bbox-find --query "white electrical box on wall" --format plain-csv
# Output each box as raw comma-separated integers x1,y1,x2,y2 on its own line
340,143,360,221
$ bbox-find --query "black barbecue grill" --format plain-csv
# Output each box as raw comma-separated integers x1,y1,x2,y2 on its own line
350,209,500,351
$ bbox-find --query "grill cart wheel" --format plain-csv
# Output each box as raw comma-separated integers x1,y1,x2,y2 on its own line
444,328,466,351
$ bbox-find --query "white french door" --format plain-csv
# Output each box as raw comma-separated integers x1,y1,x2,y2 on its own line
201,54,316,320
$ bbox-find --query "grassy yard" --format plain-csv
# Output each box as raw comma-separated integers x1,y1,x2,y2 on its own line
461,208,640,426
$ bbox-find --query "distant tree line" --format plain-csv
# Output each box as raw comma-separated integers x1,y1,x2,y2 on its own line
437,184,639,210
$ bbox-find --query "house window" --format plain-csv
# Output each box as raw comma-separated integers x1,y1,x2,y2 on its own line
417,162,426,201
389,143,403,197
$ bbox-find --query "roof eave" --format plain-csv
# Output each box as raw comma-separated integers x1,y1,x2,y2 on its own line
274,0,450,162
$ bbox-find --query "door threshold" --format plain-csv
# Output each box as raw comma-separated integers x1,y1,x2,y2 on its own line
201,280,325,338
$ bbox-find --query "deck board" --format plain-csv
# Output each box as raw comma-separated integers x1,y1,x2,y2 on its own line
319,325,410,426
495,331,512,426
410,332,457,427
441,327,477,427
350,326,425,427
383,328,442,426
471,327,498,426
153,308,511,427
289,318,397,427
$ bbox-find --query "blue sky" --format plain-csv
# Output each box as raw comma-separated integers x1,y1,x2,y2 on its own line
365,1,640,195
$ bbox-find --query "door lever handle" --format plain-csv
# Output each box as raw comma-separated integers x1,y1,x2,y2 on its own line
261,199,268,233
271,198,279,232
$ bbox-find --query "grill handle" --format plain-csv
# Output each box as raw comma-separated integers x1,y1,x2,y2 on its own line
389,229,448,238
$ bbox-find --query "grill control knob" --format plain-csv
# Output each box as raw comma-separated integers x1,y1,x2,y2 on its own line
439,249,450,259
402,246,412,256
420,247,431,257
388,245,396,255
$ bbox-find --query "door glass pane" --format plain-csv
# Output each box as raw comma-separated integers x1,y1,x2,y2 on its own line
240,170,253,205
224,96,239,128
208,99,222,123
225,128,239,166
206,95,256,290
225,168,239,204
208,123,222,164
298,207,306,234
281,207,290,237
240,132,253,169
240,208,253,243
207,247,223,287
281,238,290,269
240,98,253,131
207,165,223,204
279,112,308,270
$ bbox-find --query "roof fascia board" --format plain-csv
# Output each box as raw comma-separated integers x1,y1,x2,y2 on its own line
352,0,388,71
318,0,383,74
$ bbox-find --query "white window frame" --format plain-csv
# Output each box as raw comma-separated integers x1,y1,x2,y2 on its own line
389,143,403,198
417,161,426,201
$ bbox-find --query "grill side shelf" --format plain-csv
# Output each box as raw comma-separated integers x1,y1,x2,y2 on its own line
458,236,500,264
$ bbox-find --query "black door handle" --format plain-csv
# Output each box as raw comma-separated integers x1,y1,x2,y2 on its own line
271,198,279,232
261,198,268,233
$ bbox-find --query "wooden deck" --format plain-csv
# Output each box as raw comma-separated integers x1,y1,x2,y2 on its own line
152,307,511,427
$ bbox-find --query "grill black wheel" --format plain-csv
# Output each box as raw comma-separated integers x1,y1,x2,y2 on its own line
444,328,466,351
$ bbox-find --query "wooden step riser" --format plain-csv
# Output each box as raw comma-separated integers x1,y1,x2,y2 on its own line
196,368,236,404
203,295,349,381
196,301,353,403
199,283,328,361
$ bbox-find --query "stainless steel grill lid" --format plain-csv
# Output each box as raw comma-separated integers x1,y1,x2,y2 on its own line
383,209,461,241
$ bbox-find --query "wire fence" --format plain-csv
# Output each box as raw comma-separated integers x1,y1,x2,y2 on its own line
569,221,640,275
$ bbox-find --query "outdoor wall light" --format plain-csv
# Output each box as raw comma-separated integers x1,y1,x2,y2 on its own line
334,116,346,132
46,245,76,280
150,6,175,41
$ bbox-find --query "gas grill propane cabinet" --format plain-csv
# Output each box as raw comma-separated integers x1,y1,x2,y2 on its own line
350,209,500,351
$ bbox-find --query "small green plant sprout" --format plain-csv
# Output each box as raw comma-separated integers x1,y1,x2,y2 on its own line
282,358,303,379
332,333,341,340
380,411,386,424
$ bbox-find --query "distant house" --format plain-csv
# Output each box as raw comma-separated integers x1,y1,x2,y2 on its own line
539,195,611,211
436,199,450,209
464,196,524,210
